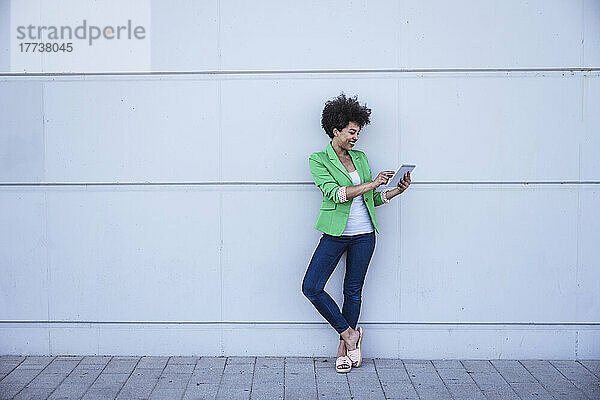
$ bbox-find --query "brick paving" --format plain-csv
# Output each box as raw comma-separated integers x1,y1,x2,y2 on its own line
0,355,598,399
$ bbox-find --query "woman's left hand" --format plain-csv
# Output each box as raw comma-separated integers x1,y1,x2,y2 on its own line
397,171,411,194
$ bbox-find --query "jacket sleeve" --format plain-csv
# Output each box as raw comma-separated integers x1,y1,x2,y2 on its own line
308,154,345,204
363,152,387,207
374,189,386,207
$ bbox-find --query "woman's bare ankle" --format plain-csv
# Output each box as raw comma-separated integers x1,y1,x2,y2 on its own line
340,327,359,350
337,340,346,357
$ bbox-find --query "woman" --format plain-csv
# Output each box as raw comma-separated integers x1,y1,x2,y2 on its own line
302,93,411,373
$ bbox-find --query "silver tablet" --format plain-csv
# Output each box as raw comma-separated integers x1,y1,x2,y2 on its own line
385,164,415,187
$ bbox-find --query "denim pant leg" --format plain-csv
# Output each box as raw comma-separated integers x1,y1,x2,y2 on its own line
302,234,351,334
339,231,376,340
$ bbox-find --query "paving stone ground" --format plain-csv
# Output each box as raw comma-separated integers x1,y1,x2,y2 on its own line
0,355,598,400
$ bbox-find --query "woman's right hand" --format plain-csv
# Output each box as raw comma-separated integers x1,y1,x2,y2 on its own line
372,171,396,188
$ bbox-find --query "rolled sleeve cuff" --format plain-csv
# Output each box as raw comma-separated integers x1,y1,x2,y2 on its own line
337,186,347,203
381,189,391,204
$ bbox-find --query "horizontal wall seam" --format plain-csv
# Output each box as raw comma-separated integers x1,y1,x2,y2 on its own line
0,181,599,187
1,321,599,326
0,67,599,77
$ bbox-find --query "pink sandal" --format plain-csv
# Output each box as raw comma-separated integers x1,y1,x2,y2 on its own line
336,355,352,373
346,326,363,367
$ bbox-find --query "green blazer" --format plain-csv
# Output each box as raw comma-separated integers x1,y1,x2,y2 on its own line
308,141,387,236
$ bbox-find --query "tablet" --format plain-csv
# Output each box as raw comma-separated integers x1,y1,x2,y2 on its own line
385,164,415,187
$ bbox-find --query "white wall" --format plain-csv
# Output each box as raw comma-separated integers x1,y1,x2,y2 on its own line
1,0,599,359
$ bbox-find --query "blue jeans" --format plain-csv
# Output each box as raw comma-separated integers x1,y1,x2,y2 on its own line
302,231,376,338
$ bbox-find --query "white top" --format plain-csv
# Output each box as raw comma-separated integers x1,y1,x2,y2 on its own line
341,170,375,236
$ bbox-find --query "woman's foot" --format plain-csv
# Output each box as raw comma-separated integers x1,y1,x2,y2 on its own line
340,327,360,351
337,340,346,357
346,326,364,368
335,340,352,373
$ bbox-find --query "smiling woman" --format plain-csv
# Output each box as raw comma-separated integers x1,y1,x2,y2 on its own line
301,92,410,374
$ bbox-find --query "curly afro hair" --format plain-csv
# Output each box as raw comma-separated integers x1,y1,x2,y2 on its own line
321,92,372,138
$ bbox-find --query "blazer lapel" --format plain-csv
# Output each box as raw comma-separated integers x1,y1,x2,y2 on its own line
349,150,365,183
326,142,352,182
